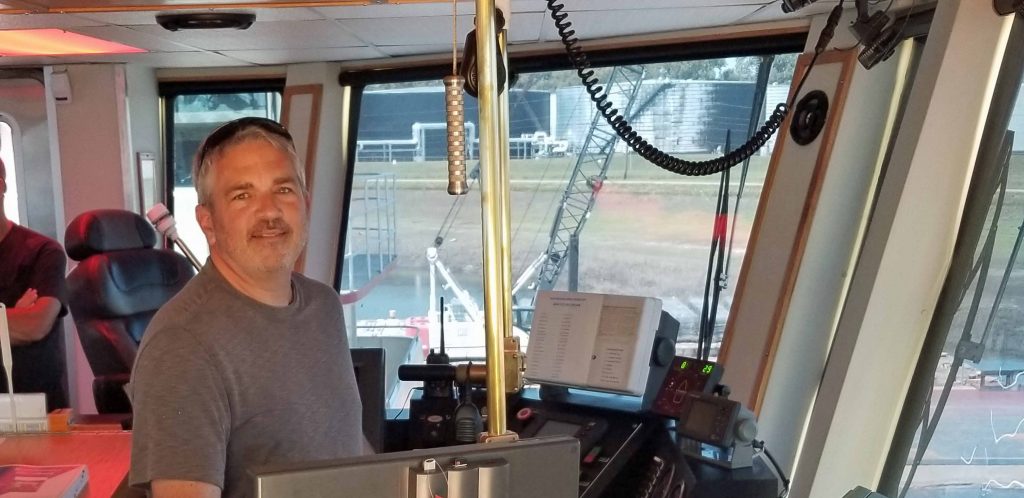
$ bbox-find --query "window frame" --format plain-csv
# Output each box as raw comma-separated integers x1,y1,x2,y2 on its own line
332,32,810,291
0,114,26,225
878,14,1024,496
158,78,286,215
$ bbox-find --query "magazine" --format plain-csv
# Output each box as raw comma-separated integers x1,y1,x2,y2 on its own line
0,464,88,498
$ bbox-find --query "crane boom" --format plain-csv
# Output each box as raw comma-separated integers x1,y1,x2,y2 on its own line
532,65,647,294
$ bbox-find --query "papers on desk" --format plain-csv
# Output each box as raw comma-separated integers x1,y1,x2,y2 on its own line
0,464,88,498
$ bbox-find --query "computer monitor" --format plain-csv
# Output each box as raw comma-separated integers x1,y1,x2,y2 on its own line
252,436,580,498
350,347,386,453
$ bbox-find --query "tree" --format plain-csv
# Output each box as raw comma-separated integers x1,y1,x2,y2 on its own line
719,55,799,83
722,56,763,82
514,68,613,91
175,93,269,112
654,59,727,80
770,54,799,84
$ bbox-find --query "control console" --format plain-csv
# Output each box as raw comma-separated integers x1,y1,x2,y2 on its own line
650,356,722,418
509,393,656,498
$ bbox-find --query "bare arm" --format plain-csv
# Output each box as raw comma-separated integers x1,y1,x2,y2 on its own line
151,479,221,498
14,288,37,308
4,296,61,345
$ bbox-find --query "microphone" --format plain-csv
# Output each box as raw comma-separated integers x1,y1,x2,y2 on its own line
146,203,203,272
444,74,469,195
453,368,482,444
453,396,482,444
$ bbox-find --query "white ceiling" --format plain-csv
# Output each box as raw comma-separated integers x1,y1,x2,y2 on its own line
0,0,917,68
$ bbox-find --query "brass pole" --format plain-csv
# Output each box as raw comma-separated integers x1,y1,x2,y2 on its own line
496,28,525,395
497,28,513,340
474,0,508,438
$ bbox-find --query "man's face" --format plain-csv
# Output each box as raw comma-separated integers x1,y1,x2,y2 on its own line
196,139,308,277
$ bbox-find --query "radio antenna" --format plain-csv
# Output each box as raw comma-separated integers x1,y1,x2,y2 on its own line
439,296,447,356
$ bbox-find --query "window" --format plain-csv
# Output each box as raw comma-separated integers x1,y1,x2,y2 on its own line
162,85,283,262
0,119,18,224
342,53,798,408
887,29,1024,497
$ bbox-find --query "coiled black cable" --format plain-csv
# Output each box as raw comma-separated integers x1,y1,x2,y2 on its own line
545,0,841,177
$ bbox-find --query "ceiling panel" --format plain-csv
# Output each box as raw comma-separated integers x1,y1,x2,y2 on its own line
74,50,248,66
222,46,383,65
737,1,837,23
509,0,551,12
335,11,546,44
0,50,243,67
0,12,102,28
313,3,476,20
738,0,920,24
71,24,201,52
539,5,763,41
508,11,545,42
336,14,475,46
132,19,365,50
3,0,359,9
0,0,904,68
70,6,325,25
375,43,450,57
550,0,771,10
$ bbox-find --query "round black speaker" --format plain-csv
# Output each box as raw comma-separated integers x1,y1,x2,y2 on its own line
790,90,830,146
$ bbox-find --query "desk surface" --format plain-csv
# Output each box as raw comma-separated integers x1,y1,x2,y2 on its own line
0,431,132,498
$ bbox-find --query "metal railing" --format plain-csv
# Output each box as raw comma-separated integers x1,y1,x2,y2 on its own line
342,173,397,292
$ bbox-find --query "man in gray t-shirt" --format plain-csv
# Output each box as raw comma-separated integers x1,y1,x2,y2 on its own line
129,117,367,498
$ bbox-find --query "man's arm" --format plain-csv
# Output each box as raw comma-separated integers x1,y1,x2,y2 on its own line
152,479,221,498
14,288,37,308
4,296,61,345
6,240,67,345
130,328,230,495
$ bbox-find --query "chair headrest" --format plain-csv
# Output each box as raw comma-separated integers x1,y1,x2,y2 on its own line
67,250,194,318
65,210,158,261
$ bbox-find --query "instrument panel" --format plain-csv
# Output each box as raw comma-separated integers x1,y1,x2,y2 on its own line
509,393,655,498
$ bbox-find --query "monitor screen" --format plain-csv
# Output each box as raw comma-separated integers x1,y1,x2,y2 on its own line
684,399,719,437
350,348,386,453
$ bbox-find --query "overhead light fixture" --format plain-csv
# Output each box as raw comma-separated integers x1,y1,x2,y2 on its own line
781,0,819,13
0,29,146,56
156,12,256,32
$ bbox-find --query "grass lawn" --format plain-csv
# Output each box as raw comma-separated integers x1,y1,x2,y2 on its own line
348,152,1024,341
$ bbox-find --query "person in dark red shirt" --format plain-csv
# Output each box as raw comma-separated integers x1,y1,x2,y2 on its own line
0,157,69,410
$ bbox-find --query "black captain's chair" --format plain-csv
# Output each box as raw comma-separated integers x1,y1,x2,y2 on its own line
65,209,194,413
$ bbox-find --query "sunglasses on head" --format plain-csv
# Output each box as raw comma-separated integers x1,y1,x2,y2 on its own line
196,117,293,167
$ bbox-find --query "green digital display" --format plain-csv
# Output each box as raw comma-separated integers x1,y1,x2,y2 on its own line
679,359,715,375
654,356,723,418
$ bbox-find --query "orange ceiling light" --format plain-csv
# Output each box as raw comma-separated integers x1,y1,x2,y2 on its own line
0,29,146,56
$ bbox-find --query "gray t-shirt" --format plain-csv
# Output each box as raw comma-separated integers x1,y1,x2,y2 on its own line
129,262,365,498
